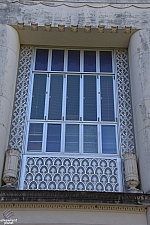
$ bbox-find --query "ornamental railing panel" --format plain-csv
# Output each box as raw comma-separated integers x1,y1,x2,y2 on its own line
21,156,120,192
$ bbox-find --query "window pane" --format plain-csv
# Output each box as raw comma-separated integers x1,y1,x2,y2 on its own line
46,124,61,152
35,49,48,71
65,125,79,153
102,125,117,154
84,76,97,121
84,51,96,72
30,74,47,119
100,51,112,73
48,75,63,120
84,125,98,153
68,50,80,72
27,123,43,151
100,76,115,121
51,50,64,71
66,75,80,120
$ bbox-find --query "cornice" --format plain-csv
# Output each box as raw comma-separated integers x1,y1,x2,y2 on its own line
0,190,150,206
0,203,147,212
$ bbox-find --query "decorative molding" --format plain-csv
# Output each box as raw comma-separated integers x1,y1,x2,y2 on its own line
3,149,20,186
44,24,51,31
111,26,118,33
0,203,146,212
98,25,105,33
84,26,91,33
31,23,38,31
58,25,65,32
17,22,24,30
124,26,132,34
71,25,78,32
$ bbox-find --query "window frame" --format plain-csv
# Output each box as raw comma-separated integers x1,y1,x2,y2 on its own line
24,48,119,157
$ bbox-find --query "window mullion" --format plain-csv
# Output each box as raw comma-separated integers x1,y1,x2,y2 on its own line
44,74,50,120
80,124,83,154
28,72,35,121
61,123,65,153
42,122,47,153
80,50,84,122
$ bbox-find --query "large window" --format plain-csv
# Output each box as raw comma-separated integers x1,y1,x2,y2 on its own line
26,49,118,155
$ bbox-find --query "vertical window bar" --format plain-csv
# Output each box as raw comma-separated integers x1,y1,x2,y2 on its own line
44,74,50,120
42,122,47,152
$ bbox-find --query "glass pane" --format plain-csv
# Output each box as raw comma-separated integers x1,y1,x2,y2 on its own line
30,74,47,119
66,75,80,120
84,125,98,153
65,125,79,153
84,76,97,121
100,76,115,121
100,51,112,73
48,75,63,120
102,125,117,154
27,123,43,151
84,51,96,72
51,50,64,71
46,124,61,152
68,50,80,72
35,49,48,71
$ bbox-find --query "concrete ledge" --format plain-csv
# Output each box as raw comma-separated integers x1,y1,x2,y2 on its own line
0,190,150,206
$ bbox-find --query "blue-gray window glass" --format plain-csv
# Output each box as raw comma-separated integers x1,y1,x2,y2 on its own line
84,125,98,153
84,76,97,121
66,75,80,120
100,51,112,73
51,50,64,71
46,124,61,152
84,51,96,72
102,125,116,154
68,50,80,72
48,75,63,120
65,125,79,153
27,123,43,151
30,74,47,119
100,76,115,121
35,49,48,71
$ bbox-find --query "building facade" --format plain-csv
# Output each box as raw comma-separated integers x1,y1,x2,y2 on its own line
0,0,150,224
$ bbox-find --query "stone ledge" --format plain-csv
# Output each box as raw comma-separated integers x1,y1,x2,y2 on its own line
0,190,150,206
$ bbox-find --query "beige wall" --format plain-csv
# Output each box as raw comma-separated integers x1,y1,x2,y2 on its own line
0,204,147,225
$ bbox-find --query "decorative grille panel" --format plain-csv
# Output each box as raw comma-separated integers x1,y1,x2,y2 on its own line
116,50,135,154
23,157,119,192
8,46,33,151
